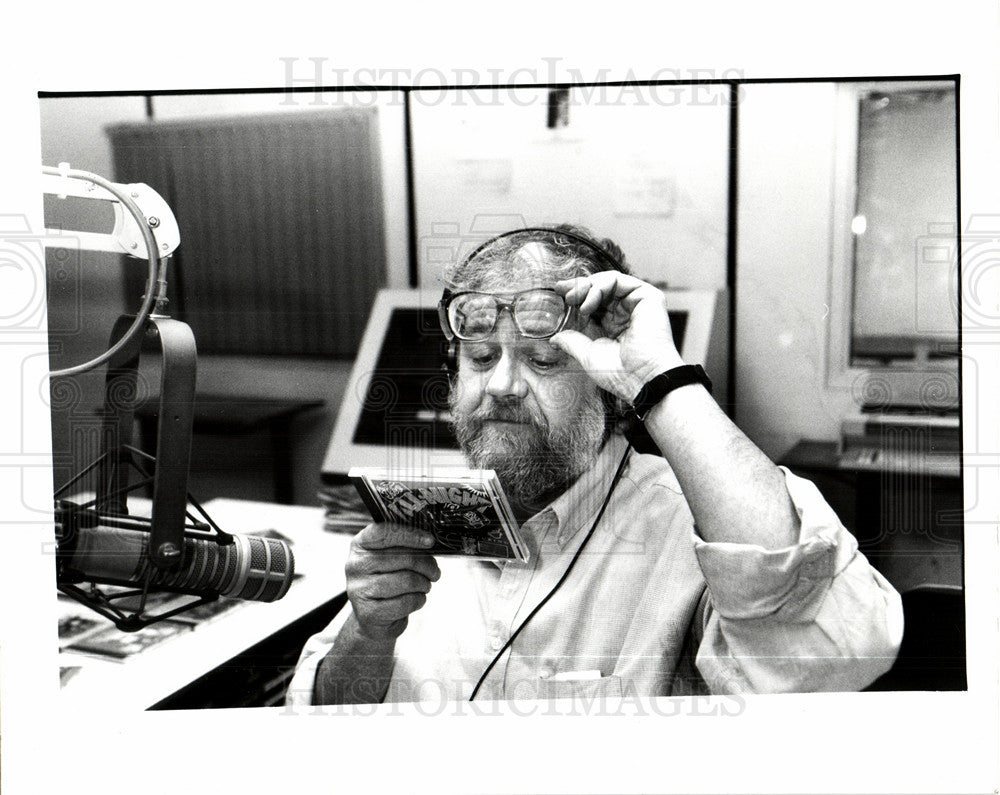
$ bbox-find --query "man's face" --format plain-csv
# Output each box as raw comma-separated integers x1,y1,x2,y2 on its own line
448,273,606,513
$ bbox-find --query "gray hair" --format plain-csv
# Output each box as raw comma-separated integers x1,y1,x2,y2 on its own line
444,224,632,291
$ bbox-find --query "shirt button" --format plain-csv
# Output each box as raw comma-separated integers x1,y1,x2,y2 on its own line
489,636,505,651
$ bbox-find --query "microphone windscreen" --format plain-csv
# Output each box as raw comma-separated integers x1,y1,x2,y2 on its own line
224,534,295,602
62,526,294,603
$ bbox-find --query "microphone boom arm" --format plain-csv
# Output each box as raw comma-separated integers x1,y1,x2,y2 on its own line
98,312,198,570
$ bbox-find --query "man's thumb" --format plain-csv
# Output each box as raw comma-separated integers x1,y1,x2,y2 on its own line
549,329,592,365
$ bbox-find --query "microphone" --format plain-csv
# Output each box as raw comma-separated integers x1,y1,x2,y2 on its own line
56,501,295,605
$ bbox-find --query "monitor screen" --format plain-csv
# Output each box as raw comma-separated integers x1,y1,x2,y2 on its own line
350,306,457,451
321,288,723,479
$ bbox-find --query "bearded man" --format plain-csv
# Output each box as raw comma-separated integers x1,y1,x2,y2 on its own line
287,226,902,705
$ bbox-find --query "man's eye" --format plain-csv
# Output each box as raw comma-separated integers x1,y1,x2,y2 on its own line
470,352,498,368
529,356,560,371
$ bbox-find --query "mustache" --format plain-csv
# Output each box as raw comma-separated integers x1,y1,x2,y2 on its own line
469,401,546,430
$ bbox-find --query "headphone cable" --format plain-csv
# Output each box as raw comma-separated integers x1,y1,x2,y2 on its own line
469,442,633,701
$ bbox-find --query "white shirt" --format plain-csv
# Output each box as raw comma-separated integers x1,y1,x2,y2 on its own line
287,435,903,704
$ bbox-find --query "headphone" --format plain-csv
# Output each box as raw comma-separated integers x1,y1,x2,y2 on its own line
438,226,629,381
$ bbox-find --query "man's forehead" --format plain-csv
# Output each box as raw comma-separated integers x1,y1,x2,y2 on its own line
462,331,561,355
513,241,552,268
471,241,559,291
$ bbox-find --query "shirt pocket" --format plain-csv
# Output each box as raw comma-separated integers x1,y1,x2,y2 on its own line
536,674,623,703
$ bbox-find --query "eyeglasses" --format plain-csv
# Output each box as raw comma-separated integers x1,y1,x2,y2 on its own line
438,288,571,341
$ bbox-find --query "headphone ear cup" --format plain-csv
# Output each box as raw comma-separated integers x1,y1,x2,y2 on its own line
442,341,458,384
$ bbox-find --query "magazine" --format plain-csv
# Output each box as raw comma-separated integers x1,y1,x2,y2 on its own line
67,620,191,660
348,467,528,561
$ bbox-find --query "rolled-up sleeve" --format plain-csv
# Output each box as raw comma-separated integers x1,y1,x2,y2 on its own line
284,605,354,708
692,467,904,694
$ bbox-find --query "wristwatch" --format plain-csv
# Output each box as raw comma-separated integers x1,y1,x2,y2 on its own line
631,364,713,422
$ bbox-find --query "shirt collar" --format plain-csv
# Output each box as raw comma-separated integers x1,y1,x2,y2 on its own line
540,434,630,550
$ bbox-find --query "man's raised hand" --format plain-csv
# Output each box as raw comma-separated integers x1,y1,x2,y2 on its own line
551,273,685,402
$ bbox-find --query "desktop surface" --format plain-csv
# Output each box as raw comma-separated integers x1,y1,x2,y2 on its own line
785,438,961,479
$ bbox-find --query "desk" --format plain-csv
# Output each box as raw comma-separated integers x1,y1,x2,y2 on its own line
780,440,964,593
57,499,353,711
135,396,324,504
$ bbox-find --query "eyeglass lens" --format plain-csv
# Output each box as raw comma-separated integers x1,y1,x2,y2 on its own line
449,290,567,340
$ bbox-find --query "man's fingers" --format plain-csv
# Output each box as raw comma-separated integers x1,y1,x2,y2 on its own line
354,592,428,626
368,593,428,622
556,274,645,316
355,522,435,551
351,550,441,582
559,276,617,315
355,570,434,601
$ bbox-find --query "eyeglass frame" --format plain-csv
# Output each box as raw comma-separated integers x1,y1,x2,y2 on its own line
437,287,574,341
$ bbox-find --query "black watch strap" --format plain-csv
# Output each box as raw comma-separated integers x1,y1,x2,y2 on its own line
631,364,712,421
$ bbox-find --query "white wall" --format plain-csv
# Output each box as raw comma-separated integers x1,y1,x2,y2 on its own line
40,95,147,177
736,82,857,459
39,95,149,317
409,85,730,291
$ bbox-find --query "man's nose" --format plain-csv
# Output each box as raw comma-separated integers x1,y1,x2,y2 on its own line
485,349,528,400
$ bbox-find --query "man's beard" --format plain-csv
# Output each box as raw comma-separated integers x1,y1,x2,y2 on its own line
449,388,606,513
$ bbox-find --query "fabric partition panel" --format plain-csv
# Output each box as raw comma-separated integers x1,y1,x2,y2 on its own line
109,108,386,357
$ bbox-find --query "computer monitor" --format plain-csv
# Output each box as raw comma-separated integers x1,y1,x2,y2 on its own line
321,287,727,479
